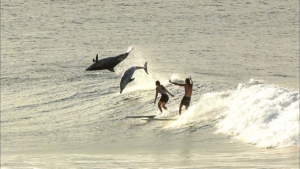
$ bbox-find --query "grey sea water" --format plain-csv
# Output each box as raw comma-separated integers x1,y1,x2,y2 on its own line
1,0,299,168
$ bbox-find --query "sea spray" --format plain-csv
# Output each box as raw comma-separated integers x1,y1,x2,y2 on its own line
165,79,299,148
115,48,168,93
215,79,299,148
165,91,228,128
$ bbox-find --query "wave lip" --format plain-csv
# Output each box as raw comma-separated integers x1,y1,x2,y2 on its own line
215,79,299,148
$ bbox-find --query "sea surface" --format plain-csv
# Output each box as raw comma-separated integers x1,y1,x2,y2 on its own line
1,0,299,168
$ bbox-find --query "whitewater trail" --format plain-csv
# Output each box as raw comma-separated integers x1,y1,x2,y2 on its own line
162,79,299,148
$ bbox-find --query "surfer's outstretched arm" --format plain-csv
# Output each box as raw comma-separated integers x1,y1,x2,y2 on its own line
169,80,185,86
165,88,174,97
189,77,193,85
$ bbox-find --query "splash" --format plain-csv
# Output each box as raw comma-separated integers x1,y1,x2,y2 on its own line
164,91,227,128
215,79,299,148
114,48,171,93
165,79,299,148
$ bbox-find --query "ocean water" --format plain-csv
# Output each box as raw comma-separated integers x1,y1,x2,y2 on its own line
1,0,299,168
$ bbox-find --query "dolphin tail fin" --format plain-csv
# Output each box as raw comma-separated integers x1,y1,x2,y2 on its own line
144,62,148,74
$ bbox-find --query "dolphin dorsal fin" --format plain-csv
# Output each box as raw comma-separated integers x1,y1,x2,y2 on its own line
108,68,115,72
93,58,95,62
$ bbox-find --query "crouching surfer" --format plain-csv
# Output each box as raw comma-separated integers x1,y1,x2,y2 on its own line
154,81,174,114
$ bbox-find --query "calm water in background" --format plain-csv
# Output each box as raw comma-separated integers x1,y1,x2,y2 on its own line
1,0,299,168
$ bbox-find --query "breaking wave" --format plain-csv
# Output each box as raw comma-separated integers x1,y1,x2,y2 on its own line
166,79,299,148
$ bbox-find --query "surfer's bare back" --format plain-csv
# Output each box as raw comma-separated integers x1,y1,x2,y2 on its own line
169,77,193,115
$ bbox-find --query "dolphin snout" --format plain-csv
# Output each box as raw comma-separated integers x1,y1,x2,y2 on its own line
86,65,93,71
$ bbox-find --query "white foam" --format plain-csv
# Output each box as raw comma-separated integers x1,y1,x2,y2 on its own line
164,79,299,148
215,79,299,148
165,91,227,128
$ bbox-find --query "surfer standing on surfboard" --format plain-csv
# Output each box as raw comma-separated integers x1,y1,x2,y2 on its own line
154,81,174,114
169,77,193,115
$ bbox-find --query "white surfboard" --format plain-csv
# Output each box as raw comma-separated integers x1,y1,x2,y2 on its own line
126,115,156,119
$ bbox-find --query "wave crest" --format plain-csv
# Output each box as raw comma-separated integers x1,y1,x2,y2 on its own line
165,79,299,148
216,79,299,148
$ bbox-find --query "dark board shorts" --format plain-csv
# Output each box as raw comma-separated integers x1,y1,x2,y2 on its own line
160,94,169,103
180,96,191,106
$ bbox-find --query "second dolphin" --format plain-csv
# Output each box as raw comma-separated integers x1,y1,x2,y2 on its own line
120,62,148,94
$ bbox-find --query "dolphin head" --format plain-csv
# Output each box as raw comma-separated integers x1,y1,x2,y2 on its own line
86,62,104,71
86,63,96,71
119,67,136,94
120,78,128,94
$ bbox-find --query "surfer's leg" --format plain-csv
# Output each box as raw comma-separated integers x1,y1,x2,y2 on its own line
162,102,168,110
185,106,189,110
179,104,183,115
158,102,163,113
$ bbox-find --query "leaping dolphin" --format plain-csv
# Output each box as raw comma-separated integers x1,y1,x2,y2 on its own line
86,47,133,72
120,62,148,94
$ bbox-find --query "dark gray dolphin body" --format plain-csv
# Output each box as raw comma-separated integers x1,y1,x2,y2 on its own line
86,47,133,72
120,62,148,94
